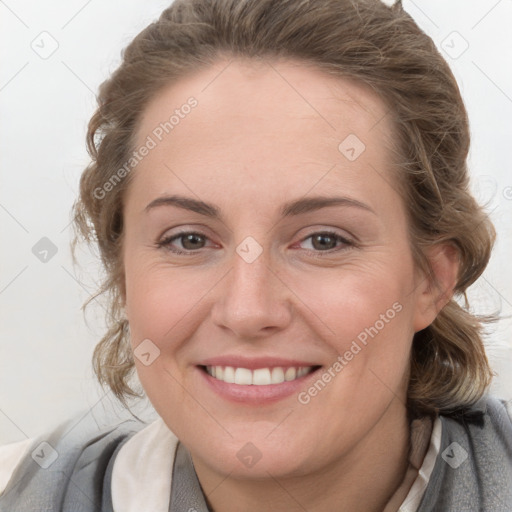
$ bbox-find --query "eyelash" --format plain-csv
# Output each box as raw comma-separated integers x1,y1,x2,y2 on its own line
156,230,355,256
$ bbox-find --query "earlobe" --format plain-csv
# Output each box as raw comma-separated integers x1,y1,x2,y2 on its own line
413,243,460,333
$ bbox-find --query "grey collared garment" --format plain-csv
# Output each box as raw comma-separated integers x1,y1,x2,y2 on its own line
107,440,211,512
1,396,511,511
168,442,211,512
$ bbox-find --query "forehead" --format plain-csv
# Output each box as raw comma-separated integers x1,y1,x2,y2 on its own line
129,57,397,210
135,56,391,140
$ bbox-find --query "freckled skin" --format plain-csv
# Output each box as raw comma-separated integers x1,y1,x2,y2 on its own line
122,58,457,512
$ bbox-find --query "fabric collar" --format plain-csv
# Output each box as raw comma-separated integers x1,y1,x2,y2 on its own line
111,417,179,512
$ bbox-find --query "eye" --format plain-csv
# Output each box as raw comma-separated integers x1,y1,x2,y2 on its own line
156,229,354,256
157,231,211,255
296,231,354,254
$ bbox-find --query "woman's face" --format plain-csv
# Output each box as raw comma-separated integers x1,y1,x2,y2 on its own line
122,58,436,479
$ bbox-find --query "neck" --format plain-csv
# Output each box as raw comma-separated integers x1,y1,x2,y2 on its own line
192,398,411,512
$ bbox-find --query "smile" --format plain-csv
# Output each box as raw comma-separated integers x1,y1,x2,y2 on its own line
203,365,317,385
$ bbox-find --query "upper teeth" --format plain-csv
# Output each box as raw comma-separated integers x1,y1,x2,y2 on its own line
205,366,314,385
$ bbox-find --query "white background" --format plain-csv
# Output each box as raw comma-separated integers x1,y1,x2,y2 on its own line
1,0,511,444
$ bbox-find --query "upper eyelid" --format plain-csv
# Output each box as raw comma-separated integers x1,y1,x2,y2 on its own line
159,222,355,238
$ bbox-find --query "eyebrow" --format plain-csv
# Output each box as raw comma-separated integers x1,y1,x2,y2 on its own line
144,194,376,219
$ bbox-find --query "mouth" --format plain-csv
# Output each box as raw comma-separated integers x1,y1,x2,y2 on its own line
195,354,325,404
196,363,323,404
200,365,321,385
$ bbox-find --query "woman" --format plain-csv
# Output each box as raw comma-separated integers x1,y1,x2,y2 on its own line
1,0,511,510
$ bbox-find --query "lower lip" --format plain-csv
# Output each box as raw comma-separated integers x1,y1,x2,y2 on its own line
197,366,322,404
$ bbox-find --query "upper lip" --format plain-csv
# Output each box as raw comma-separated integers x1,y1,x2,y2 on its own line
197,356,321,370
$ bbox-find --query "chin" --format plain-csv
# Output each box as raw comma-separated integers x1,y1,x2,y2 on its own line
186,429,317,479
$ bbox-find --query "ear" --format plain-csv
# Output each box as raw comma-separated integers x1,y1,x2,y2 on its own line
413,242,460,333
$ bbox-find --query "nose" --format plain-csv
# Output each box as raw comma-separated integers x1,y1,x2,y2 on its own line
210,246,292,340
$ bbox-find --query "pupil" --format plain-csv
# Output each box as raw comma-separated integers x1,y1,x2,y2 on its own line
183,234,203,249
314,234,334,250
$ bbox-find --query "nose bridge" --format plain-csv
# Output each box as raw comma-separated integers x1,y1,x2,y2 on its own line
232,241,273,297
210,237,291,337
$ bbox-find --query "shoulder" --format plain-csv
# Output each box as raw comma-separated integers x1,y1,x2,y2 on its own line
447,394,512,444
0,410,148,509
417,394,512,512
483,394,512,430
438,394,512,451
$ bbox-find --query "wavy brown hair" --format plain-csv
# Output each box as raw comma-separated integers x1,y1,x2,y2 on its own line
72,0,496,417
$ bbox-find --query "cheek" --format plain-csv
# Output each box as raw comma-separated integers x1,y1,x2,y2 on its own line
124,255,214,341
124,262,201,415
293,259,414,341
290,261,415,398
123,259,228,411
